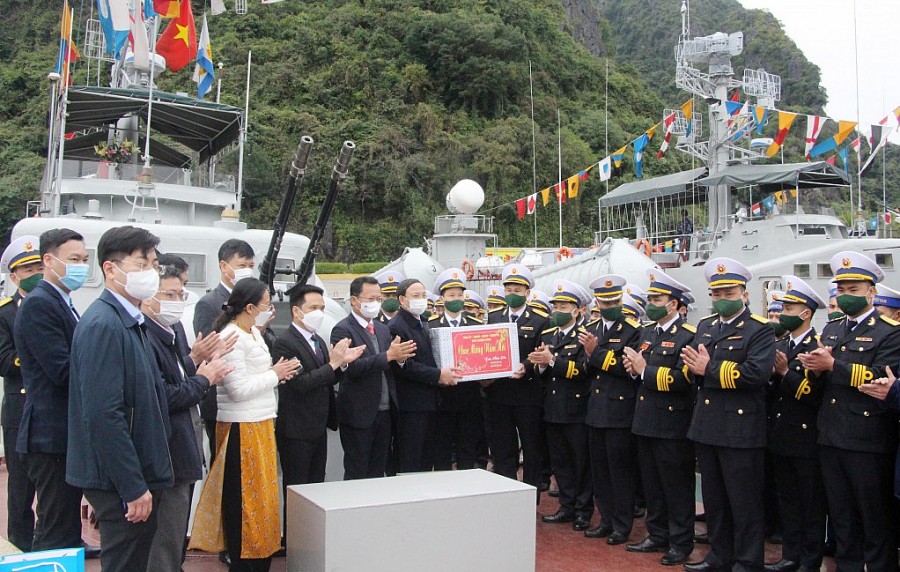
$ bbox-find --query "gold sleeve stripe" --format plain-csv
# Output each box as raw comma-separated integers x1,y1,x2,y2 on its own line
682,364,690,378
601,350,617,372
794,379,811,400
656,367,673,392
850,364,874,388
566,361,580,379
719,360,740,389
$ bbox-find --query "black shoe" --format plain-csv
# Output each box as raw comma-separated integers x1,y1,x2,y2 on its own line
633,505,647,518
82,544,101,560
626,537,668,553
219,552,231,566
764,559,799,572
683,561,721,572
584,525,613,539
572,515,591,531
541,510,575,524
548,489,560,498
661,548,689,566
766,533,783,545
606,531,629,545
693,532,709,544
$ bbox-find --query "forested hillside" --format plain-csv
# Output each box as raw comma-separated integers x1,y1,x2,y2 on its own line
0,0,895,261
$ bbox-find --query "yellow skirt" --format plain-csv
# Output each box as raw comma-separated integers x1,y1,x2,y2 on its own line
189,419,281,559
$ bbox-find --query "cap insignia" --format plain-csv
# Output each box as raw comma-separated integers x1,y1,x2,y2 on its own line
23,242,34,251
841,257,851,268
716,264,727,274
604,280,613,287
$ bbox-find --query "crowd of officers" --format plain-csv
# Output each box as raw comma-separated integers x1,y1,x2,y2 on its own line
3,222,900,572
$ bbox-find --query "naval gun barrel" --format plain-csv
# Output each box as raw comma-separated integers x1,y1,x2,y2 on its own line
286,140,356,297
259,136,315,294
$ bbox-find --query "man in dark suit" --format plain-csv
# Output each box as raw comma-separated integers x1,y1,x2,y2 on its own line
484,263,548,490
193,239,261,456
0,236,42,551
15,228,89,552
389,278,460,473
799,251,900,572
331,276,415,479
765,276,826,572
532,279,593,529
429,268,483,471
67,226,174,572
274,285,362,521
580,274,642,542
681,257,776,572
622,270,696,566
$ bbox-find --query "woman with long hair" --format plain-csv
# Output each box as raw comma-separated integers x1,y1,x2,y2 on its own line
190,278,300,571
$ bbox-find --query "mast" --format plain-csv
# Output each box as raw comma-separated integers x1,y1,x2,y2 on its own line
236,50,251,213
557,108,563,249
529,61,538,248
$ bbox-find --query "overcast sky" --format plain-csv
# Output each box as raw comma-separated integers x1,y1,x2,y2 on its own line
736,0,899,141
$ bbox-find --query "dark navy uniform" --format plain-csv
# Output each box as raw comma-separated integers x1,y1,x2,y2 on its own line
583,308,642,538
768,329,825,570
485,304,548,488
632,316,696,554
0,292,36,551
429,311,483,471
538,322,592,519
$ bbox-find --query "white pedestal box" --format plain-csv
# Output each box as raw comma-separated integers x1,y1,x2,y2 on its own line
286,469,536,572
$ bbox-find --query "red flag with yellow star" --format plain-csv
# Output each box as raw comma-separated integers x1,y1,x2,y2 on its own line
156,0,196,72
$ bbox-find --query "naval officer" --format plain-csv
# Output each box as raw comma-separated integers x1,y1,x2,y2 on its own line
874,283,900,322
375,271,404,325
681,257,775,572
798,251,900,572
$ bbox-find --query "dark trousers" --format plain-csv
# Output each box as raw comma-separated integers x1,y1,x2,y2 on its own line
488,402,544,487
637,435,695,552
3,427,35,551
340,411,392,480
397,411,434,473
764,451,781,537
432,408,481,471
204,419,217,459
277,432,327,538
695,444,765,572
819,445,895,572
224,424,272,572
588,427,637,535
84,488,158,572
771,453,825,569
545,421,593,517
24,452,83,551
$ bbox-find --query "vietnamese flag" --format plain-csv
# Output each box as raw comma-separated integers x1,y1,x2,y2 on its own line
154,0,181,18
156,0,196,71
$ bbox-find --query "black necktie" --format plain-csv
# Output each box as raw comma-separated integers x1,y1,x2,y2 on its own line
510,313,518,323
847,320,857,333
451,319,459,327
789,339,796,351
69,299,80,321
312,338,325,365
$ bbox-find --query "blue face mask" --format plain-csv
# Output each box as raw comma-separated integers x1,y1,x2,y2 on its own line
51,255,89,292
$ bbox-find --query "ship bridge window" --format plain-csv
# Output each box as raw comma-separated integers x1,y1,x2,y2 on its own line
817,263,833,279
798,226,826,236
166,253,207,285
876,253,893,269
275,258,295,283
793,264,810,278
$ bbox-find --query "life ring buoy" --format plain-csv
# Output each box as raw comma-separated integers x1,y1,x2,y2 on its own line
461,259,475,280
634,239,652,257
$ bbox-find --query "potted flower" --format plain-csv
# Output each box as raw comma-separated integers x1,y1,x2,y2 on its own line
95,140,138,179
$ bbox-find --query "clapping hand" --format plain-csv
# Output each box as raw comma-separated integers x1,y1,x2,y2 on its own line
797,340,834,373
622,346,645,376
197,356,234,386
273,357,301,382
681,344,710,376
527,343,553,367
773,349,788,376
859,366,896,401
578,332,598,356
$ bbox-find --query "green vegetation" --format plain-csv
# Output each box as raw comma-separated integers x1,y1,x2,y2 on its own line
0,0,896,261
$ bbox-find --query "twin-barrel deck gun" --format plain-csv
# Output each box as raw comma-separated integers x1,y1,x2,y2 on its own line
259,137,356,299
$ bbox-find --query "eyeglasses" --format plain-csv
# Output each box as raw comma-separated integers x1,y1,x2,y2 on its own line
356,296,384,303
115,259,163,276
156,289,188,301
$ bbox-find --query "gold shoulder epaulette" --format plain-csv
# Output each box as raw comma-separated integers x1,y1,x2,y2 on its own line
0,297,12,308
880,315,900,326
585,318,600,328
488,307,504,313
625,317,640,329
532,308,549,318
428,314,441,321
468,317,484,324
827,315,844,323
751,314,769,324
542,326,558,335
700,313,718,322
577,325,589,334
682,323,697,333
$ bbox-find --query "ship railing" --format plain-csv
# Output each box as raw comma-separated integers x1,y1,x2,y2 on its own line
59,158,234,192
433,214,495,235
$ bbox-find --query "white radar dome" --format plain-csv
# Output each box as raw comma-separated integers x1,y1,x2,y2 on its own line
446,179,485,215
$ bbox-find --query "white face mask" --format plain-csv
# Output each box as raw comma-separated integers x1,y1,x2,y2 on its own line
254,307,273,328
231,266,253,283
117,266,160,301
300,309,325,332
154,299,185,327
359,300,381,320
407,298,428,316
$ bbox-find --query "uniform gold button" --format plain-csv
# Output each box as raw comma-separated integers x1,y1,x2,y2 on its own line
575,394,581,398
20,388,25,394
859,347,864,352
801,423,807,429
864,411,870,417
668,406,674,411
554,352,559,356
639,395,644,400
619,395,625,400
704,399,710,405
738,409,744,415
840,346,846,351
596,389,600,394
776,413,781,418
728,346,733,350
795,366,801,371
831,398,836,404
552,390,556,395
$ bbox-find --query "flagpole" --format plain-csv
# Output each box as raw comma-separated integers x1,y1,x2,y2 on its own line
142,12,159,179
601,57,609,243
529,61,537,248
52,7,75,217
236,50,252,213
852,0,862,215
557,108,562,249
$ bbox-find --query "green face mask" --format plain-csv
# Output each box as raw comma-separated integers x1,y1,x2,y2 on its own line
551,311,573,327
381,298,400,313
421,310,432,320
778,312,806,333
836,294,869,317
444,299,465,313
645,303,670,322
505,293,527,308
712,298,745,318
600,306,623,321
770,321,787,337
18,273,42,294
828,311,845,321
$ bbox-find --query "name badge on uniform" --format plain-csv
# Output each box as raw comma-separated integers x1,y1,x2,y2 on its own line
609,338,621,343
661,341,675,348
855,337,872,342
563,344,577,349
727,335,742,340
520,326,533,331
702,333,712,338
